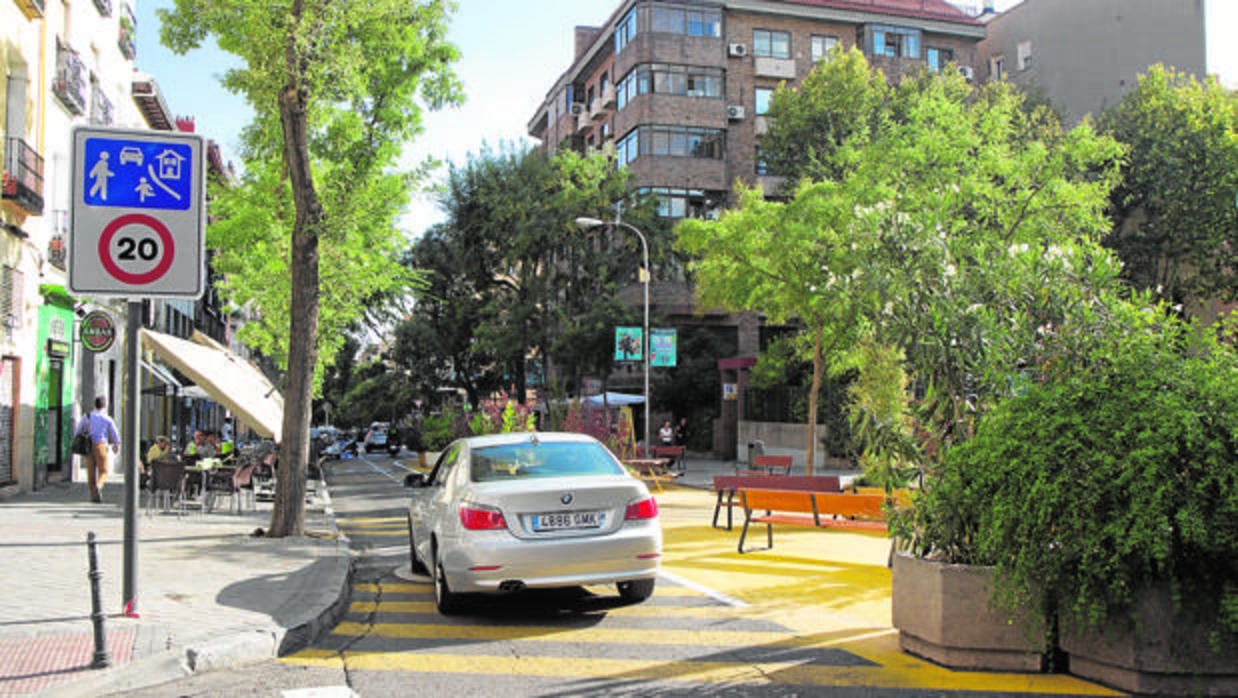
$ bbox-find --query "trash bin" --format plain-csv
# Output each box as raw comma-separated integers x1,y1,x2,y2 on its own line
747,439,765,465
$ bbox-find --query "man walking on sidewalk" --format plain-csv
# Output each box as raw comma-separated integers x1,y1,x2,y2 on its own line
77,396,120,503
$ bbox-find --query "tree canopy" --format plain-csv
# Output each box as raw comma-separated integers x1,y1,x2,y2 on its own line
1098,64,1238,310
391,145,667,409
680,53,1124,477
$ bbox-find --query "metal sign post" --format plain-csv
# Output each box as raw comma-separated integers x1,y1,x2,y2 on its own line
70,126,206,614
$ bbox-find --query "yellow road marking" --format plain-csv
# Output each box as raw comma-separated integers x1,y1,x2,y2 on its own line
283,649,1118,694
349,600,743,619
332,621,789,647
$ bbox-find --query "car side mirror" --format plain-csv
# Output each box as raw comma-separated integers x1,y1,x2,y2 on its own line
404,472,429,488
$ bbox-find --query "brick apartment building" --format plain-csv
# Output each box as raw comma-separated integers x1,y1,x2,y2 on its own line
527,0,986,460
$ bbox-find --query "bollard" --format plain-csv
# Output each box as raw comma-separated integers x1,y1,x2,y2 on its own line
87,532,111,669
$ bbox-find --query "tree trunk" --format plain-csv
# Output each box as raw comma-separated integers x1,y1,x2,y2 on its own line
268,3,322,538
805,324,823,476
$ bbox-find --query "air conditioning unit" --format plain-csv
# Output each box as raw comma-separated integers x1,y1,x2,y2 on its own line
728,43,748,58
726,104,745,120
569,102,586,116
958,65,975,82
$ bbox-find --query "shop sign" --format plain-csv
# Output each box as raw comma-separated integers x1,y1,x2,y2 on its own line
47,339,71,357
80,311,116,352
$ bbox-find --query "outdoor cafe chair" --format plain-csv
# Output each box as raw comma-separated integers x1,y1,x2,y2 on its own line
147,460,188,518
204,463,256,514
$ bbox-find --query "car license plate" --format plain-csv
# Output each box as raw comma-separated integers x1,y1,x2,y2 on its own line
532,511,603,531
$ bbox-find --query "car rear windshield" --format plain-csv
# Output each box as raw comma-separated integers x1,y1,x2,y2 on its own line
470,442,626,482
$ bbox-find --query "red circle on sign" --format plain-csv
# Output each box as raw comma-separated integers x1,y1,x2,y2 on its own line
98,213,175,285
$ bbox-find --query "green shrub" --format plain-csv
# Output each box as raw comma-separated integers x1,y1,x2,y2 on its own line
420,409,458,452
909,307,1238,639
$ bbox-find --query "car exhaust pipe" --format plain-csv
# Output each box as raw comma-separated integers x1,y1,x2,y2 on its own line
498,580,525,593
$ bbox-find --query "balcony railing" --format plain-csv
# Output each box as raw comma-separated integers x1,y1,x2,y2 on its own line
118,3,137,60
92,0,112,16
90,85,114,126
53,39,87,115
2,137,45,215
49,211,68,270
14,0,46,19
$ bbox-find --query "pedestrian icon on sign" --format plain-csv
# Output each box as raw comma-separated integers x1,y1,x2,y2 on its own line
89,152,114,200
136,177,155,202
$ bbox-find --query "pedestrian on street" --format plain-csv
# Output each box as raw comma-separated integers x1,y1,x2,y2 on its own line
76,396,120,503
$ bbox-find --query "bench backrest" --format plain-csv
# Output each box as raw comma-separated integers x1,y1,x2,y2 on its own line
740,488,817,515
752,455,793,474
651,445,684,458
714,474,840,493
813,492,887,520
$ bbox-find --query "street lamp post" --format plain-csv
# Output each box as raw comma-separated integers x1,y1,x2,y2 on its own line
575,215,651,456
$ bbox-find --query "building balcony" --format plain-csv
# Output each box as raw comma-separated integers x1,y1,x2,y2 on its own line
2,137,45,215
49,211,68,270
90,86,115,126
92,0,112,16
754,57,796,79
13,0,45,19
119,3,137,60
53,39,88,116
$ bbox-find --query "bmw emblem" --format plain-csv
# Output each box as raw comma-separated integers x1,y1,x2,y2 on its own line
560,493,573,505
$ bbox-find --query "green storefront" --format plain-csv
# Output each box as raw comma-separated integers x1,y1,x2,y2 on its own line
35,286,77,482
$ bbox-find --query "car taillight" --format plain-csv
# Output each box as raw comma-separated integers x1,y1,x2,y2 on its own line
459,505,506,530
625,497,659,521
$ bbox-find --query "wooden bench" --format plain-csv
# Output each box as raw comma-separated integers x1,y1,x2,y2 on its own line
651,445,686,472
712,474,841,530
623,458,679,492
750,454,794,476
737,488,890,553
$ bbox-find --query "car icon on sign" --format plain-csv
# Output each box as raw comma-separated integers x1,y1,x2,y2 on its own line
119,147,143,166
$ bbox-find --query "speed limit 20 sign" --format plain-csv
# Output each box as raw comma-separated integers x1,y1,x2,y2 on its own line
69,126,205,298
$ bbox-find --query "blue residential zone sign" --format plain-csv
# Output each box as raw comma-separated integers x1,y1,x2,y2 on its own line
82,137,193,211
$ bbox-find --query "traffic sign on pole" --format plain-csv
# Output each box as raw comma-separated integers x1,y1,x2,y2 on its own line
69,126,206,298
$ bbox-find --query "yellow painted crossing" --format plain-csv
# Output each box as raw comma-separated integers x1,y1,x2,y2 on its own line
285,579,1120,696
284,648,1115,694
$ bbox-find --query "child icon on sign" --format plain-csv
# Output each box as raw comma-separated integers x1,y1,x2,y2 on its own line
89,152,114,200
135,177,155,202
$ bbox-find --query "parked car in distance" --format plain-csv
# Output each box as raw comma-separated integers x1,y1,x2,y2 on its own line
364,424,390,453
404,431,661,614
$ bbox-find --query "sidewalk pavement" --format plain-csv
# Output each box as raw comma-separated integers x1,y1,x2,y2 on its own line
0,453,838,697
0,474,350,697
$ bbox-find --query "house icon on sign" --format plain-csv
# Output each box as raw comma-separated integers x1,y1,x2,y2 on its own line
155,150,186,180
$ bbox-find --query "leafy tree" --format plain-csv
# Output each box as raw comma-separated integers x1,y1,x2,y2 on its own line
679,182,875,473
1098,64,1238,310
681,57,1125,477
758,47,888,185
161,0,460,536
398,145,663,406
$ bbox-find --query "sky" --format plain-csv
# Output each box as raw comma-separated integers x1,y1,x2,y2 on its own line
133,1,1032,238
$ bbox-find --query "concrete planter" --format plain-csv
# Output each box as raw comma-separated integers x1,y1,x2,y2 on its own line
1061,584,1238,696
891,552,1047,672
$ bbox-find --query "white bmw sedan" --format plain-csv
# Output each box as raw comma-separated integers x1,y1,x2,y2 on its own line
405,431,662,615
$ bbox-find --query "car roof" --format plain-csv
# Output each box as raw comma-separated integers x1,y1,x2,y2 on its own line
459,431,599,449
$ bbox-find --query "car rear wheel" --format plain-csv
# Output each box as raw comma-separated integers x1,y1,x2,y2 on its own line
617,578,655,603
433,543,464,615
406,513,428,576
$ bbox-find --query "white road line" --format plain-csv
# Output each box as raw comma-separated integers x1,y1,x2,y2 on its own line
658,569,749,607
